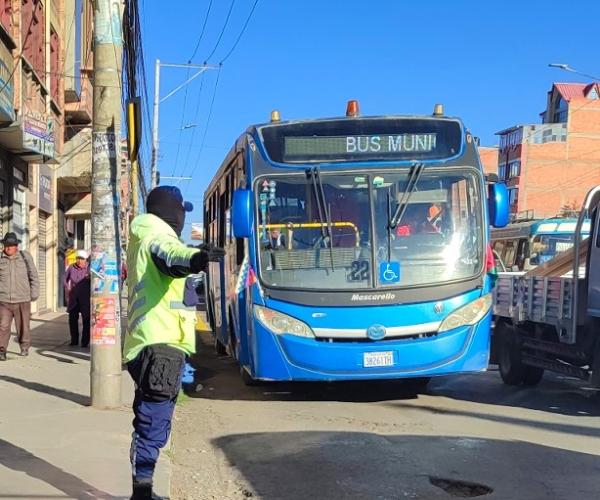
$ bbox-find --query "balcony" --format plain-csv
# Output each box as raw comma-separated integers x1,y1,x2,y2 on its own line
65,70,92,124
57,127,92,193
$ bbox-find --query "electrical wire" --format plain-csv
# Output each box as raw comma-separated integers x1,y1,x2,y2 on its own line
204,0,237,63
182,65,222,183
189,0,214,63
219,0,259,63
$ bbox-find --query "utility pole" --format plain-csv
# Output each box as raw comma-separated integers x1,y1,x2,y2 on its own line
150,61,218,188
151,59,160,188
90,0,123,408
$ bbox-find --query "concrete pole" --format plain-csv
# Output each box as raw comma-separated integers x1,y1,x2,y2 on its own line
90,0,123,408
151,59,160,188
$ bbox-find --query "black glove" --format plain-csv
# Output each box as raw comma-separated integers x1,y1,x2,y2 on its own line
198,243,225,261
190,244,225,273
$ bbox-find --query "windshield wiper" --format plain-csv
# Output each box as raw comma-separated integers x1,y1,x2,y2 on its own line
306,166,335,270
389,162,425,229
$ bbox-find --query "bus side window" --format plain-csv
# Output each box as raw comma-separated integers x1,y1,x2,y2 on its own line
218,192,227,249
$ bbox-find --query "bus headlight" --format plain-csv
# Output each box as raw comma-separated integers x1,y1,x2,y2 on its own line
438,294,492,333
254,306,315,338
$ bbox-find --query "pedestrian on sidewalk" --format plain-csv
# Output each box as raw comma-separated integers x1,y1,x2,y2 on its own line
124,186,224,500
0,232,39,360
64,249,91,347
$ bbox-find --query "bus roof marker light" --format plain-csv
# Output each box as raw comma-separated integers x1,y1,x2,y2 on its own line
270,110,281,122
346,100,360,117
433,104,444,116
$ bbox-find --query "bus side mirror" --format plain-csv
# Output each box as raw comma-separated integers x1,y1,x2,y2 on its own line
488,183,509,228
232,189,253,238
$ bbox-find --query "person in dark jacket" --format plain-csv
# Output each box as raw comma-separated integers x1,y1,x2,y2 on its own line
64,250,91,347
0,232,39,360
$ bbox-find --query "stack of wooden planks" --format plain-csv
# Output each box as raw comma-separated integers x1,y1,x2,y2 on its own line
524,244,587,277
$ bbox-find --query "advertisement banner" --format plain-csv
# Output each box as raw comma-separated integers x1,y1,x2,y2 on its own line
39,164,53,213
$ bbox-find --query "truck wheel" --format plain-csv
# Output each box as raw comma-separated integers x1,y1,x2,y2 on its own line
522,365,544,386
497,322,525,385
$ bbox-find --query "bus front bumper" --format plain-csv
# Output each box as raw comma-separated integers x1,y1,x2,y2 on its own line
252,314,491,381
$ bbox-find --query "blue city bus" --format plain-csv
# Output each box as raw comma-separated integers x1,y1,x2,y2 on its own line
203,102,508,384
491,218,590,272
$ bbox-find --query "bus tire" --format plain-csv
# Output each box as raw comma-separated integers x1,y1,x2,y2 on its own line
405,377,431,393
214,336,228,356
590,340,600,388
240,366,260,386
522,365,544,386
497,322,525,385
207,296,216,332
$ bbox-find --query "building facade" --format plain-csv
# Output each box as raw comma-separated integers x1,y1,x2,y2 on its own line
0,0,68,313
496,82,600,219
478,146,499,176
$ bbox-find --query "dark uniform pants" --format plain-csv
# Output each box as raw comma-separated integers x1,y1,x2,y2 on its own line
127,344,186,480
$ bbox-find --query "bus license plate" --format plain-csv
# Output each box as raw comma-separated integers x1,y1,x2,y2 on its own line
363,351,394,368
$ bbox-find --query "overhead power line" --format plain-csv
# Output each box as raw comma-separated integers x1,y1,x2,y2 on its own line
219,0,259,63
183,65,222,182
189,0,215,63
204,0,237,63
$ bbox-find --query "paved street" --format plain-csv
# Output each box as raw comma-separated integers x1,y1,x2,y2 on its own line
0,313,169,500
170,330,600,500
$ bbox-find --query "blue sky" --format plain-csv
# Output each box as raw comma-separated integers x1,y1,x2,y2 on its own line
140,0,599,236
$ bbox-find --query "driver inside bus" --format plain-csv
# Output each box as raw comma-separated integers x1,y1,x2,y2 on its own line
396,203,439,236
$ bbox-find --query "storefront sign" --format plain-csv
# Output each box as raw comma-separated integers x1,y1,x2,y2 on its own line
0,42,15,123
39,165,53,213
23,110,55,158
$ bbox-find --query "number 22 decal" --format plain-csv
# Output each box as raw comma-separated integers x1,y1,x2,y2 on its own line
349,260,370,281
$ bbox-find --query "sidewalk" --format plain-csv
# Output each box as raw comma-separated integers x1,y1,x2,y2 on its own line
0,313,170,499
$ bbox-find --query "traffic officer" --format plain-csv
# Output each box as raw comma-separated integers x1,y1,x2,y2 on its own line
124,185,223,500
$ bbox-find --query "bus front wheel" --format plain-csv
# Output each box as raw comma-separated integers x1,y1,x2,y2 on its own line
240,366,260,386
214,335,228,356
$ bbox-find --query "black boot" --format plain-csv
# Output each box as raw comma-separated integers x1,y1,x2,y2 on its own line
131,478,166,500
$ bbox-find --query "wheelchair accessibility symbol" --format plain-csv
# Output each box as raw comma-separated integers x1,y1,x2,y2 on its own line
379,261,400,284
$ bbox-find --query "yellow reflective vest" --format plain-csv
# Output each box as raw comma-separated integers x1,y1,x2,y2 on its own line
123,213,200,363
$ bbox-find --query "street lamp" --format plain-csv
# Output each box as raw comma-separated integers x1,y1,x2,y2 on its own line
548,63,600,82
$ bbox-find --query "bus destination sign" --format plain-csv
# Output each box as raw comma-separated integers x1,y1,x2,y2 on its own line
282,132,456,162
260,118,462,163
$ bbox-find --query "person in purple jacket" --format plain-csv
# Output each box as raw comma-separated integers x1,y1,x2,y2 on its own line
64,250,91,347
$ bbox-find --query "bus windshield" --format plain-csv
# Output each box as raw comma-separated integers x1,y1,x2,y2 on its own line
256,168,483,290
